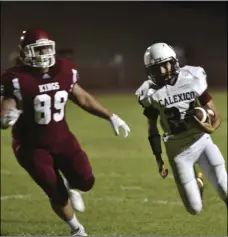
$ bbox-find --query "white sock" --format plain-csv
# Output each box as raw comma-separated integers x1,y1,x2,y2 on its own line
67,214,81,230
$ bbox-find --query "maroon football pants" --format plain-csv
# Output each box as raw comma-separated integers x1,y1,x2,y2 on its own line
12,134,95,206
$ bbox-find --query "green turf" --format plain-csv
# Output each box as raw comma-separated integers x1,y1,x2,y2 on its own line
1,92,227,236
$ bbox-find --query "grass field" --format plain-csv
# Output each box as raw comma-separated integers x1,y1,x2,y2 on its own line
1,92,227,236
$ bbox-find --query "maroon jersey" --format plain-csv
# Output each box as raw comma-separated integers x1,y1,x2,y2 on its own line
1,58,79,148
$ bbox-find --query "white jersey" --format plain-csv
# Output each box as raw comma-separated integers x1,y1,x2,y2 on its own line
138,65,209,154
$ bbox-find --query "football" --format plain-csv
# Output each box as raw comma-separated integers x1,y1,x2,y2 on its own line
193,106,215,123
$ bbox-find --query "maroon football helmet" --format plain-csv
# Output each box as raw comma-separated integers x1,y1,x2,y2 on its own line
19,27,56,68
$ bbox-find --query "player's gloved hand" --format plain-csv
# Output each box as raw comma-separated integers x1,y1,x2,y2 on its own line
109,114,130,138
135,81,154,108
193,114,215,134
135,80,153,97
1,108,22,127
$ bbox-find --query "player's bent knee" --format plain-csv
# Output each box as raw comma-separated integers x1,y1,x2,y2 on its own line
70,175,95,192
79,175,95,192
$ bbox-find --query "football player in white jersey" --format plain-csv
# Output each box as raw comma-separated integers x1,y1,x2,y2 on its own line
136,43,227,215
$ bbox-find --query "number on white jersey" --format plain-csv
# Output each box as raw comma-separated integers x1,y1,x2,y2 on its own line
34,90,68,124
164,107,188,135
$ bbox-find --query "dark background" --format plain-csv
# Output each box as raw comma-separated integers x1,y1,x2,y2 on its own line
1,2,227,90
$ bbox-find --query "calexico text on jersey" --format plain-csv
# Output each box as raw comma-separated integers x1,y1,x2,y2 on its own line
1,58,79,148
138,65,209,153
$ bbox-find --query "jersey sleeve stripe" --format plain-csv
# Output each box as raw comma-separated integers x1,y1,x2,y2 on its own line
12,78,23,101
71,69,78,84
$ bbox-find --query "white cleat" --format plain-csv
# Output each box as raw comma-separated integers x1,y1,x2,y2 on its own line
69,189,85,213
63,178,85,212
71,225,88,236
196,172,204,198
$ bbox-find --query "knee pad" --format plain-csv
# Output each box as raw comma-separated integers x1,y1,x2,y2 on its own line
185,202,202,215
182,180,203,215
79,175,95,192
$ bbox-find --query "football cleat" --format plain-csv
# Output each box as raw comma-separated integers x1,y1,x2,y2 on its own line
63,178,85,212
69,190,85,213
196,172,204,198
71,225,88,236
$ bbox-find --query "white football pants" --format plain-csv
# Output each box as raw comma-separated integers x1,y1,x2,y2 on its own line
167,134,227,215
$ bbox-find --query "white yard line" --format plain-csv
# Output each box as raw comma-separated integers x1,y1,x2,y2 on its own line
151,199,182,205
0,170,12,175
1,194,31,201
92,196,183,206
120,185,144,191
92,197,125,202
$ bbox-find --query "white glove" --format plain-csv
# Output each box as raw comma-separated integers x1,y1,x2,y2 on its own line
135,80,153,97
2,108,22,127
109,114,130,138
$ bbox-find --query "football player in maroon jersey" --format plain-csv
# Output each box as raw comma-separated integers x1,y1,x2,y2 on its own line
1,27,130,236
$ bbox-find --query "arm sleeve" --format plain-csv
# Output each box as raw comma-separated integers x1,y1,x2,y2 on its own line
140,104,162,156
143,106,160,120
198,90,212,106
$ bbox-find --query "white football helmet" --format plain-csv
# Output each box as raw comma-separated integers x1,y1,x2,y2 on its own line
19,27,56,69
144,43,180,87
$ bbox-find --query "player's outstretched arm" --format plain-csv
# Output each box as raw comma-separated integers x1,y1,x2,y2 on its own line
70,84,111,119
69,84,130,137
148,118,168,179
